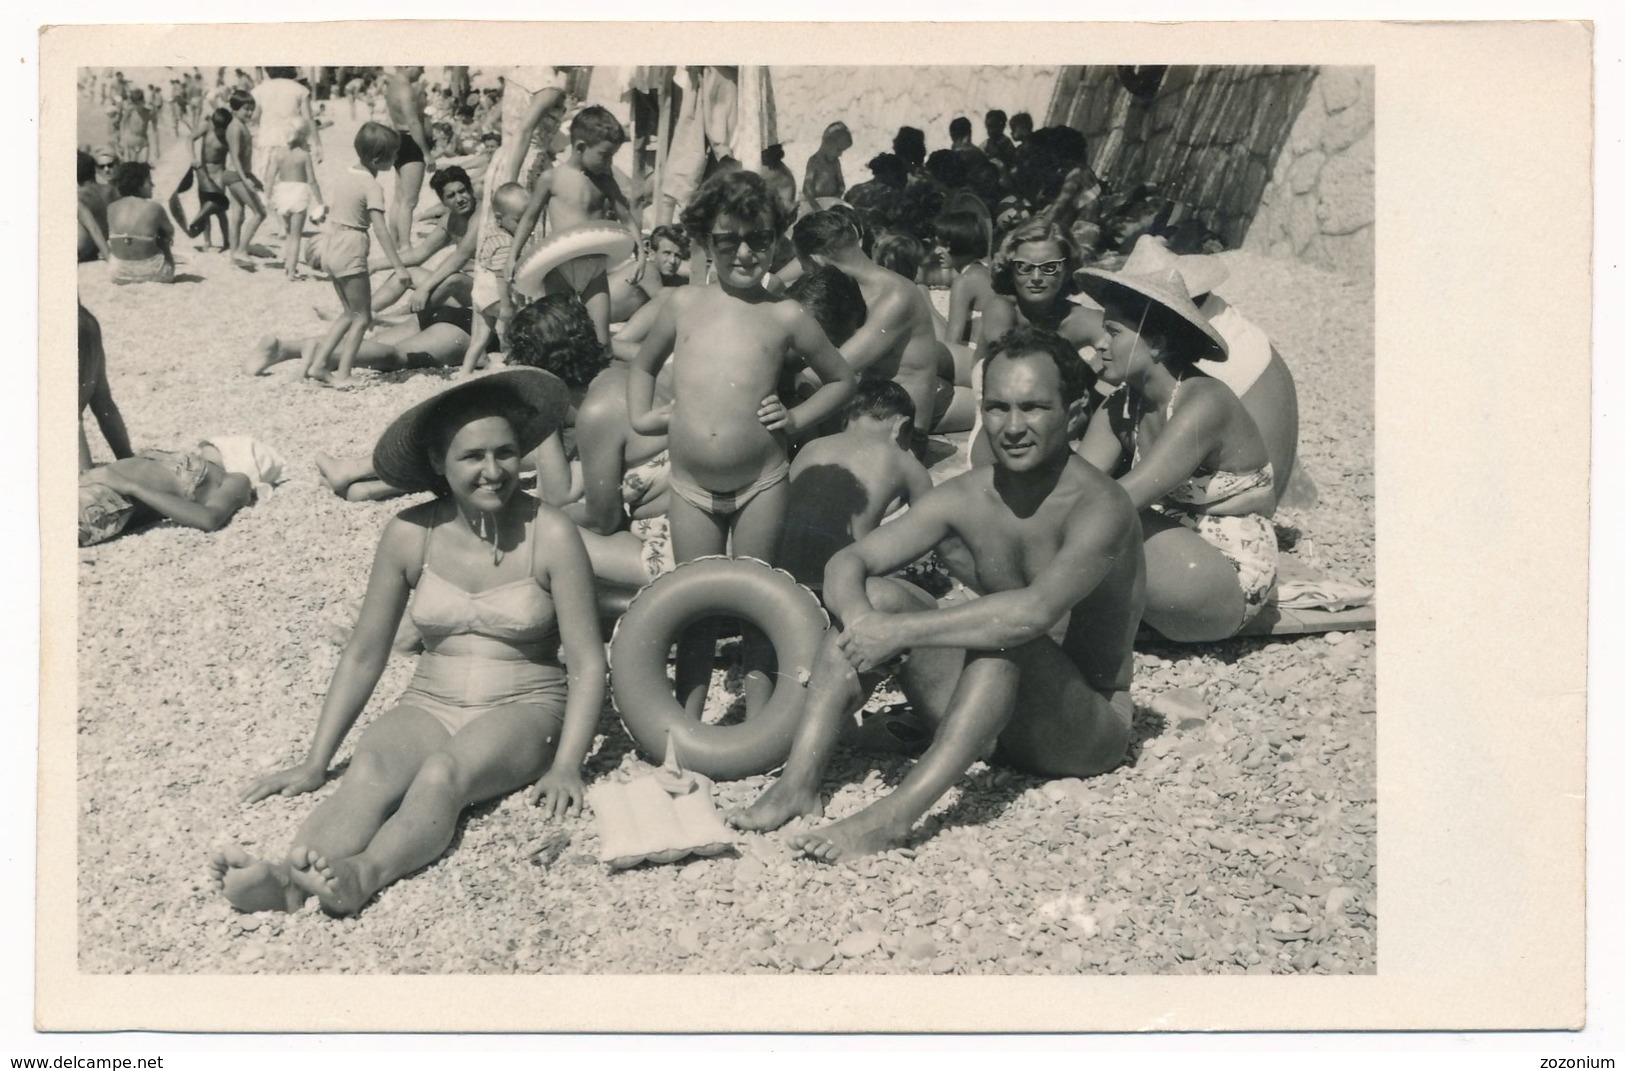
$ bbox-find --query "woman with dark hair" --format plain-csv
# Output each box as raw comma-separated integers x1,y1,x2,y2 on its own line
758,144,798,218
1075,265,1277,641
105,161,175,284
211,367,604,917
934,209,996,347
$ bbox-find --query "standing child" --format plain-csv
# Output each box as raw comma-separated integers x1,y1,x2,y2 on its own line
302,122,413,387
271,120,325,281
626,171,856,717
461,182,530,378
506,105,645,348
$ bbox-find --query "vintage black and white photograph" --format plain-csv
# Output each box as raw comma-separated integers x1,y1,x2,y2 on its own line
70,56,1376,977
41,17,1589,1035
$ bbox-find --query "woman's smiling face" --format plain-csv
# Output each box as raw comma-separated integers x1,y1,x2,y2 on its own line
435,415,521,512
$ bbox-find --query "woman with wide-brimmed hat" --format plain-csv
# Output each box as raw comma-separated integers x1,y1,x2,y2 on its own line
1075,263,1278,642
210,367,606,916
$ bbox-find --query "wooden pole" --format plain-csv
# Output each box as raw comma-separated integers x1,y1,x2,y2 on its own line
651,68,674,228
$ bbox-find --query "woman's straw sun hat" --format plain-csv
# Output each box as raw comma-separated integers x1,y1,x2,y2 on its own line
1077,263,1230,361
372,368,569,494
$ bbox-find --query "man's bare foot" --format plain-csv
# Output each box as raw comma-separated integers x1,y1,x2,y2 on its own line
208,844,307,913
727,776,823,833
289,847,373,916
324,374,357,390
243,336,280,376
786,805,913,864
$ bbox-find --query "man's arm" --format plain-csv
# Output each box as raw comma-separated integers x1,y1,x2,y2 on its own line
77,204,110,261
102,471,252,532
822,482,961,625
836,484,1131,670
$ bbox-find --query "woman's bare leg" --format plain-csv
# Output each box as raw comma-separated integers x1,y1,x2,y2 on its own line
300,701,561,915
1140,512,1247,642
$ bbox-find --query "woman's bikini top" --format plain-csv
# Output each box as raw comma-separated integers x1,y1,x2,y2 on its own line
1112,381,1274,511
411,501,558,654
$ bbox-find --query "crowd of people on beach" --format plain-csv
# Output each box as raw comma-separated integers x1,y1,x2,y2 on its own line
78,66,1340,919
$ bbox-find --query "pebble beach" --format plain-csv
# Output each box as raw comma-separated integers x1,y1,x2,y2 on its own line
75,96,1375,977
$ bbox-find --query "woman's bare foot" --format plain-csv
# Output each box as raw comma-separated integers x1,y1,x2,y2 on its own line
289,847,373,916
786,803,913,864
208,844,307,913
727,776,823,833
313,451,356,498
324,374,357,390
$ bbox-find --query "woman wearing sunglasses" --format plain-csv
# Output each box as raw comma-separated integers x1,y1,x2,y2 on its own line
980,217,1107,361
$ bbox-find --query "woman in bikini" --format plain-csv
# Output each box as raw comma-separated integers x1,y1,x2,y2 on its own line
104,162,175,284
1075,264,1278,642
210,368,605,916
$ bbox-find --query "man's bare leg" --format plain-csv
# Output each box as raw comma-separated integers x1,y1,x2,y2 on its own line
244,334,305,376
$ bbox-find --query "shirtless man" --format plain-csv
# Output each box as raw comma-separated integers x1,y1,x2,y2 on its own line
119,90,154,163
383,66,434,246
791,209,952,457
730,325,1145,861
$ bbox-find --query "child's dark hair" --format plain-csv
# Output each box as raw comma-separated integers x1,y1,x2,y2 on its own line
949,116,972,142
892,126,926,168
761,143,786,168
570,105,626,147
924,148,966,192
647,224,691,259
791,209,860,260
429,165,472,200
504,293,606,389
680,171,790,245
986,109,1008,131
77,150,96,185
1010,111,1034,134
845,378,915,427
934,210,990,258
228,89,255,113
354,121,401,168
984,326,1097,408
112,161,152,198
872,232,928,282
866,152,909,188
787,263,867,348
210,107,233,136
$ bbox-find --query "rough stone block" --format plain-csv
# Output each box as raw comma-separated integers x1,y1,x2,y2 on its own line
1288,194,1319,253
1315,129,1375,234
1319,102,1372,155
1318,67,1364,114
1288,150,1326,194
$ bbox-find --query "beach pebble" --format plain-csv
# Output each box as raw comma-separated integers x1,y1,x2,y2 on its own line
838,931,882,959
787,941,835,971
900,930,938,961
1150,688,1210,722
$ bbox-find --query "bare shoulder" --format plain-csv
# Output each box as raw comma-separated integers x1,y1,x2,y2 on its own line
380,503,438,560
1061,457,1137,536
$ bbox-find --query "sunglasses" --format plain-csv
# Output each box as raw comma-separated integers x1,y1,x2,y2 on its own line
96,162,117,170
709,229,777,255
1011,259,1066,277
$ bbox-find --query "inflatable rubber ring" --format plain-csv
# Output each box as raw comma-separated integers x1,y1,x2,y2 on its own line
610,556,830,780
511,221,637,300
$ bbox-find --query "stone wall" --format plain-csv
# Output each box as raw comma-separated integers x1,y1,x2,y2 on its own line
1049,65,1318,251
1242,67,1374,280
759,66,1062,183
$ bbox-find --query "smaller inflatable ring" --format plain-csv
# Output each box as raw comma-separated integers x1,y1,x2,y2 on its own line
511,222,638,300
610,556,830,780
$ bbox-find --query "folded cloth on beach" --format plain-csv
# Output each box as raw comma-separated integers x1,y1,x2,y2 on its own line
199,435,287,500
1275,579,1374,613
78,479,136,547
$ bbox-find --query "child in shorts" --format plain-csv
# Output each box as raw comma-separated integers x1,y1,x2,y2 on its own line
626,170,855,716
460,181,530,378
302,122,414,387
271,120,324,281
507,106,644,347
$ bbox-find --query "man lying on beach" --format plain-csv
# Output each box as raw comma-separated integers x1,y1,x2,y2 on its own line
730,326,1145,861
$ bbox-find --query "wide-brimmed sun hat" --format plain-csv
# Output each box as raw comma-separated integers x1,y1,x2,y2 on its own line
1077,264,1230,361
1120,233,1229,298
372,368,569,494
